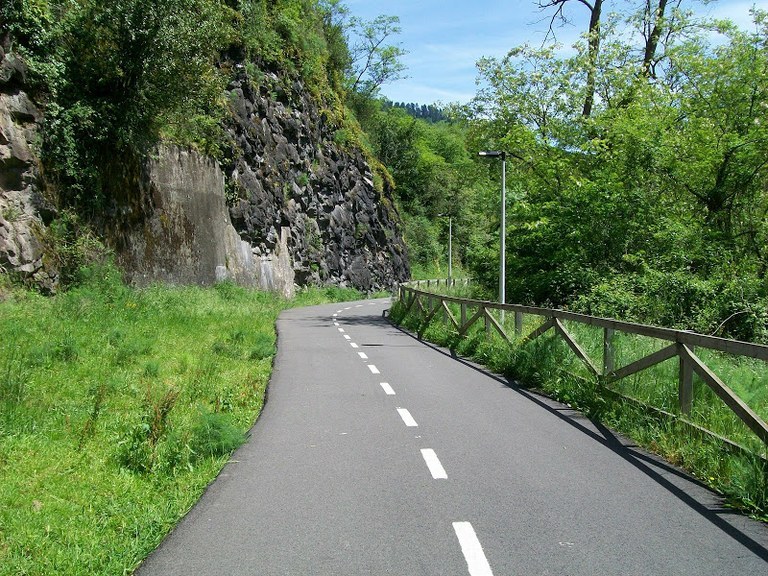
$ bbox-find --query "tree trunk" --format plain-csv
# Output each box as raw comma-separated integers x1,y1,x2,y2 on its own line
642,0,669,78
582,0,603,117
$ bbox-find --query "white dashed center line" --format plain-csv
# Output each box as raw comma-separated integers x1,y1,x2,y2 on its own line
379,382,395,395
453,522,494,576
332,302,493,576
421,449,447,479
396,408,418,427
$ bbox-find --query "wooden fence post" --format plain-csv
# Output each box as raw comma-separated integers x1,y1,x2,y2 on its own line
461,303,467,327
678,343,693,414
603,327,615,376
484,307,491,336
515,311,523,337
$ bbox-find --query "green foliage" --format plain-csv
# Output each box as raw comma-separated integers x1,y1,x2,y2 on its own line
0,271,368,574
236,0,331,88
347,14,407,97
37,210,111,289
188,410,246,459
384,100,447,123
403,214,441,268
462,8,768,342
0,0,54,58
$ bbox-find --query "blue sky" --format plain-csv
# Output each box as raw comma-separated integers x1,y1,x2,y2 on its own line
344,0,766,105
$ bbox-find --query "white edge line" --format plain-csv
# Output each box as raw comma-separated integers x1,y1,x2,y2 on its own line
396,408,418,427
338,328,345,333
358,352,368,359
379,382,395,395
421,449,448,479
453,522,494,576
350,343,359,348
344,335,351,340
368,365,380,374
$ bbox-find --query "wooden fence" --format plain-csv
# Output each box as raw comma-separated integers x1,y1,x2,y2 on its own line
398,279,768,452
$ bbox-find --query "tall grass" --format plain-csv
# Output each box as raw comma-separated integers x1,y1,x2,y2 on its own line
0,267,363,575
391,296,768,519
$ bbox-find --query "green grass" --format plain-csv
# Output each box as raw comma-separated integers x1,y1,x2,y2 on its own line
391,296,768,520
0,269,365,575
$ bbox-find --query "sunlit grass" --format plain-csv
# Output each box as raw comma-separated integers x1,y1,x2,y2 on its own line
0,269,364,575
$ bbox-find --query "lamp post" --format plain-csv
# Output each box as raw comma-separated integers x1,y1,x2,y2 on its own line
438,213,453,281
478,150,506,312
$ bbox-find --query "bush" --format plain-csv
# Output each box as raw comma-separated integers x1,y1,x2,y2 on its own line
37,211,111,289
572,266,768,343
403,215,441,269
188,410,245,460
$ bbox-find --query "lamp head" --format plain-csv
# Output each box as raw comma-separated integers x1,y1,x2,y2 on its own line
478,150,506,160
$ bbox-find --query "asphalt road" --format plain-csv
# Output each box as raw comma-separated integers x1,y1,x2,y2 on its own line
136,297,768,575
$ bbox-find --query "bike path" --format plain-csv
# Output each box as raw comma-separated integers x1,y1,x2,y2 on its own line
136,298,768,575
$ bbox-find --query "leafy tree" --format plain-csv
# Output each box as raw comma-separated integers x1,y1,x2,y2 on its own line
538,0,605,117
37,0,230,209
466,3,768,340
347,14,407,96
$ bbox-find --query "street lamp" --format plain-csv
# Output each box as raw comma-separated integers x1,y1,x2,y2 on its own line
478,150,506,311
438,213,453,281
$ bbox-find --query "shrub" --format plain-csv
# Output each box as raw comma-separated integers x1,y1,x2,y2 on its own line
188,410,245,460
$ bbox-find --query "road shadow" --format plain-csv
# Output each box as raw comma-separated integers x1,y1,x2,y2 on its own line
388,318,768,560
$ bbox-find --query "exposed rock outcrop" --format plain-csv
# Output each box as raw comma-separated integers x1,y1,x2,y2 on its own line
222,70,409,292
0,46,56,291
0,51,410,295
107,146,296,298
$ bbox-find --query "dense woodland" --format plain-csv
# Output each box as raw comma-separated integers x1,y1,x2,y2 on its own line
3,0,768,342
363,1,768,344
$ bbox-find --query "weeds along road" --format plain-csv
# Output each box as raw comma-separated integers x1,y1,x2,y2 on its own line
136,298,768,576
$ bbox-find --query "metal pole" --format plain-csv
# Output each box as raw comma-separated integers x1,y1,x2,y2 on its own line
500,155,506,319
448,217,453,281
478,150,507,324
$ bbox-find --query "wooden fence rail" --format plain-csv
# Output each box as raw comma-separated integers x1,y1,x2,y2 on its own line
398,279,768,450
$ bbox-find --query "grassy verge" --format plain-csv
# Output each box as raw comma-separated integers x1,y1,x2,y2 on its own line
390,298,768,520
0,267,363,575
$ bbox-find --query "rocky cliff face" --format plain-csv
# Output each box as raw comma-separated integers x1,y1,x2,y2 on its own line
106,146,296,295
222,70,409,293
0,54,410,295
0,46,56,291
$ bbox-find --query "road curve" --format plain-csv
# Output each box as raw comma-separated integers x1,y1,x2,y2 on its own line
136,298,768,575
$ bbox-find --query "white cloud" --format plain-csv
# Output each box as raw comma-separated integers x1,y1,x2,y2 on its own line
347,0,766,106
